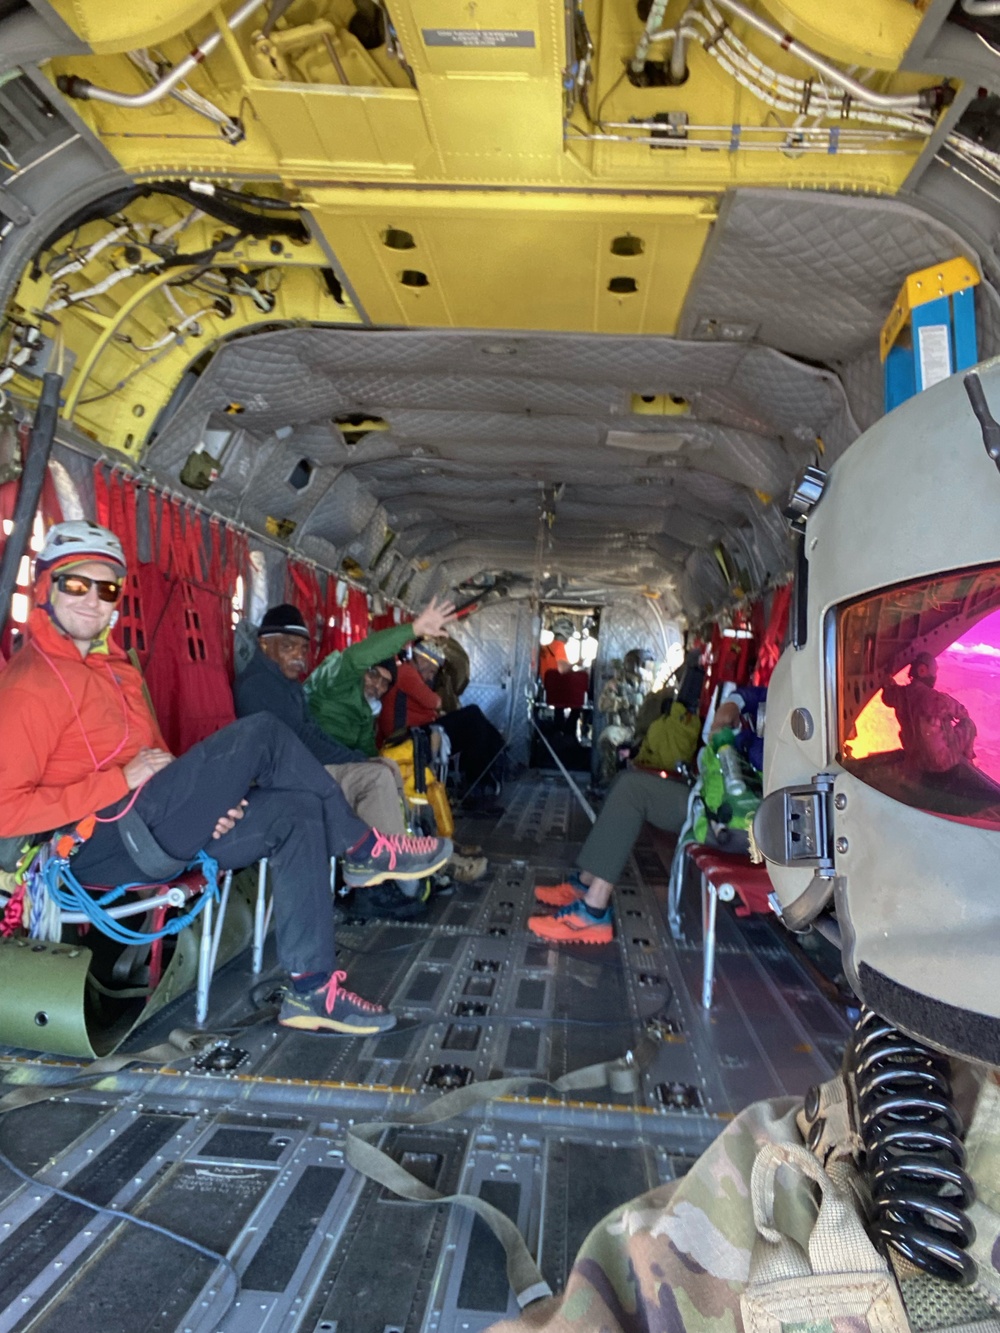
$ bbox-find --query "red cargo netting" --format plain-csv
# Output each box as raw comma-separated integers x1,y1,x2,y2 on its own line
95,464,247,754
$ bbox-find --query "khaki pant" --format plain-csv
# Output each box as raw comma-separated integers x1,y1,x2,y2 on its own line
326,759,407,835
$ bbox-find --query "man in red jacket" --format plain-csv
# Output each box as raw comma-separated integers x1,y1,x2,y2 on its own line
378,642,445,744
0,521,451,1035
381,640,505,806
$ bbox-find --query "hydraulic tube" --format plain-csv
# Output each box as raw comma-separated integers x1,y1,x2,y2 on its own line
662,0,944,110
670,5,697,84
0,370,62,633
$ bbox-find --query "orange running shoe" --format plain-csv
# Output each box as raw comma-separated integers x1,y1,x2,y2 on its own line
533,879,585,907
527,901,614,945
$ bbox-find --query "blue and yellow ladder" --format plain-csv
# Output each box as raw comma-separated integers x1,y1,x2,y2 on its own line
881,257,980,413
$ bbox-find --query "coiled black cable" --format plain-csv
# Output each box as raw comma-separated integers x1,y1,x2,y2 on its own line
851,1007,977,1285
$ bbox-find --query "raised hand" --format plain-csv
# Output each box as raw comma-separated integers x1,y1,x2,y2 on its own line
413,595,457,639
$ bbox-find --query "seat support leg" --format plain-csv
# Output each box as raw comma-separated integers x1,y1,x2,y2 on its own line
196,894,214,1027
252,858,268,976
195,871,232,1026
702,875,718,1010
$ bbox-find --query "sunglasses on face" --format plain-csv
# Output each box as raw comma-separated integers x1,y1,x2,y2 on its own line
54,572,123,604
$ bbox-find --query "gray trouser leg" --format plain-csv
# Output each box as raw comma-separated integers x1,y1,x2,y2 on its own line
577,770,691,884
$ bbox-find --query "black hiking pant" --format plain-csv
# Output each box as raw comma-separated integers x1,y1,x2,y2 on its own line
71,713,369,976
437,705,504,787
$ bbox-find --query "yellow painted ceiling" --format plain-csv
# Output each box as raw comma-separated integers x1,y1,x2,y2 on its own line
2,0,954,456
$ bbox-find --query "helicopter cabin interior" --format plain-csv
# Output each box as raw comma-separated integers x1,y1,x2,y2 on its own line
1,0,1000,1326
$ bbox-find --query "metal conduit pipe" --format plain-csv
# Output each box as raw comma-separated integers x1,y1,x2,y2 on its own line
56,0,264,108
962,0,1000,13
631,0,671,72
664,0,942,109
670,5,699,84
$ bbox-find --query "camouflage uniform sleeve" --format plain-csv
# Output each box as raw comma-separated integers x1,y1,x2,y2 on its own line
486,1096,802,1333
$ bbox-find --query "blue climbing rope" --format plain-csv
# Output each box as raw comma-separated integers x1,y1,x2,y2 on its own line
37,849,221,946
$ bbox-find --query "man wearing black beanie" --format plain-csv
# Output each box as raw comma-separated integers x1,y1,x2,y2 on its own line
234,603,408,837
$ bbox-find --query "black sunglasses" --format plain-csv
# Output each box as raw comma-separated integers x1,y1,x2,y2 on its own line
54,572,123,604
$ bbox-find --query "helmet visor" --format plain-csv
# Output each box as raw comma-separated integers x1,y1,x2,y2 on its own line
838,564,1000,830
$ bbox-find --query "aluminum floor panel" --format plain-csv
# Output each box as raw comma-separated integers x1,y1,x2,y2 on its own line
0,775,851,1332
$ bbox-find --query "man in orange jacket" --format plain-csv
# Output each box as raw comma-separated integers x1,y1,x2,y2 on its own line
0,521,451,1034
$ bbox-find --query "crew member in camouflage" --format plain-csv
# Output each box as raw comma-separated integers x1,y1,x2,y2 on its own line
489,1070,1000,1333
492,370,1000,1332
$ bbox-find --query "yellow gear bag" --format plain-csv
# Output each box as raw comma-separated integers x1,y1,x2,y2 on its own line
380,738,455,838
635,701,701,772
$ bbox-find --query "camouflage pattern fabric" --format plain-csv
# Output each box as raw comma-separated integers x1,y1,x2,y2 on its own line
487,1077,1000,1333
488,1096,802,1332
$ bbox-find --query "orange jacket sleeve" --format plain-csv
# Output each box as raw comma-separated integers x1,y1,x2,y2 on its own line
0,684,130,837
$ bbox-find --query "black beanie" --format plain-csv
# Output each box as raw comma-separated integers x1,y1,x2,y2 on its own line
375,657,398,685
258,604,310,639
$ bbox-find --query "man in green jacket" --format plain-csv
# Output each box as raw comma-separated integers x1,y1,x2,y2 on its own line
305,595,456,756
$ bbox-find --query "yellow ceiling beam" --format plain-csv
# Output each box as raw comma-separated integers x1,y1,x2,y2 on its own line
44,0,936,196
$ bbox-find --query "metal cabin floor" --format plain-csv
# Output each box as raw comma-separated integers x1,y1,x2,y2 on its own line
0,775,850,1333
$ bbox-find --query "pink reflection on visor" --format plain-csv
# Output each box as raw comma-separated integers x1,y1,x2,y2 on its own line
935,606,1000,787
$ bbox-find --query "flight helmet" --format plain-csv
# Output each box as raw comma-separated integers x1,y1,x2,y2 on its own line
754,365,1000,1062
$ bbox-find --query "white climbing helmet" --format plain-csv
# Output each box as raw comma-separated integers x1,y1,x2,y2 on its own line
35,520,126,575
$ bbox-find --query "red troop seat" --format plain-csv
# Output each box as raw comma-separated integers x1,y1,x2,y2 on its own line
543,668,588,709
684,842,775,1005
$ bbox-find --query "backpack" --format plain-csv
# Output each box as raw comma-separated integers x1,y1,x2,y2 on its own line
380,737,455,838
635,702,700,772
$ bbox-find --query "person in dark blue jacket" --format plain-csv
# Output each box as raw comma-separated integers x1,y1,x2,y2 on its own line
233,604,408,836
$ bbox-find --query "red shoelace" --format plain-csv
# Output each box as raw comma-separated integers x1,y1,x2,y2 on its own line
318,969,383,1015
368,830,439,870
